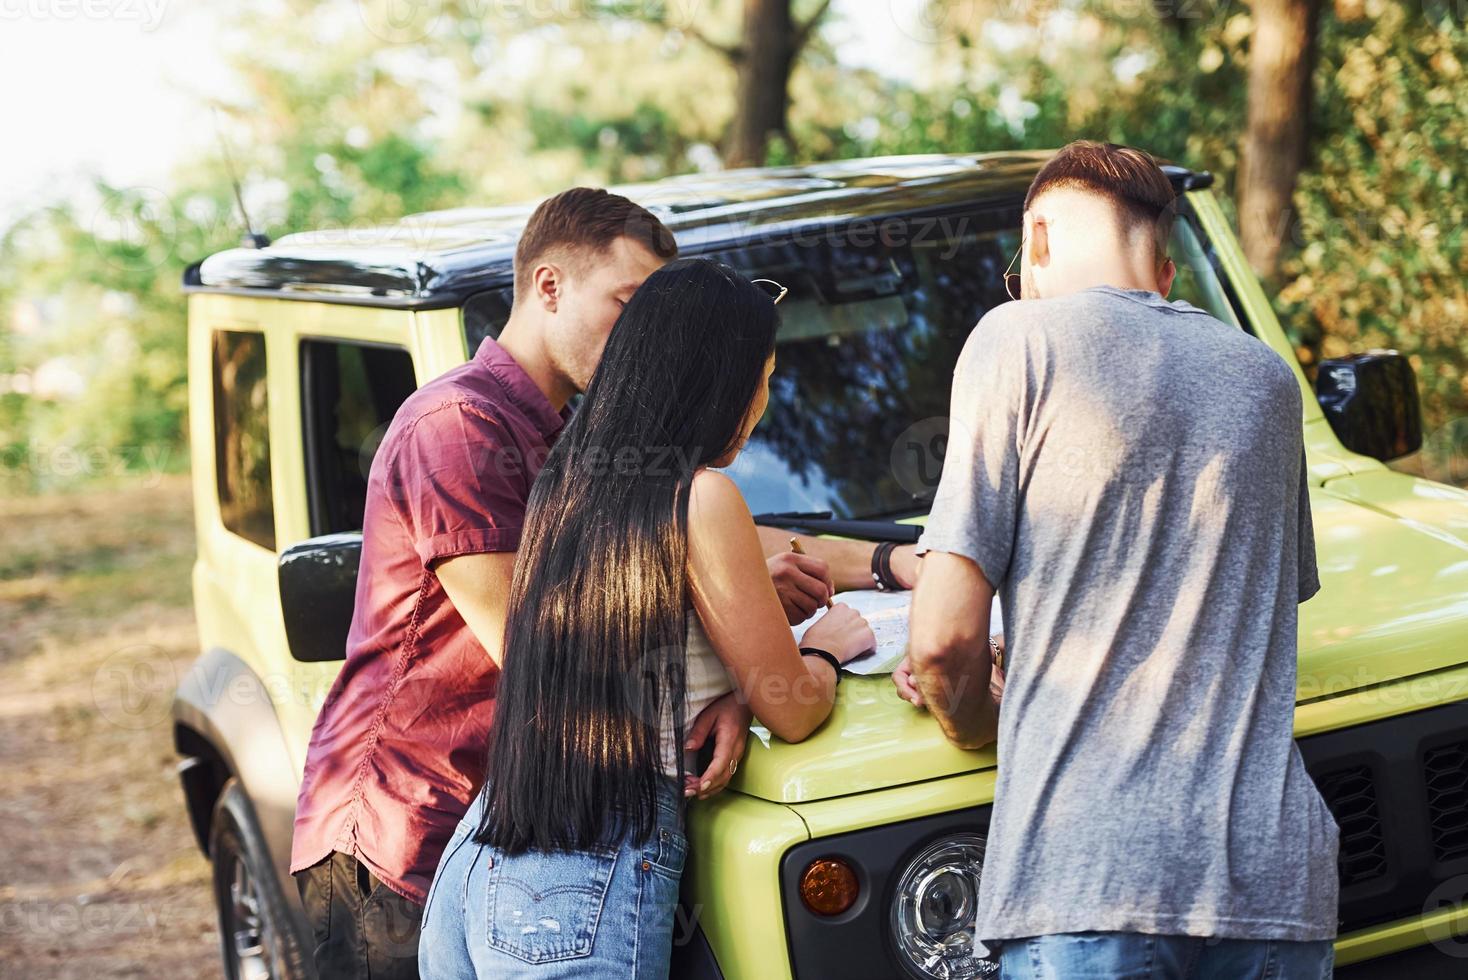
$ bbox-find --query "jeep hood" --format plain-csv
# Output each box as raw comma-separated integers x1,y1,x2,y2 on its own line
1298,470,1468,698
731,470,1468,805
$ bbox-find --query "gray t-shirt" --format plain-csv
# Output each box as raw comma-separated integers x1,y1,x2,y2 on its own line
918,285,1339,944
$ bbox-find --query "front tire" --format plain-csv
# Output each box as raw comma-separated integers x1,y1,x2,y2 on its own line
209,778,311,980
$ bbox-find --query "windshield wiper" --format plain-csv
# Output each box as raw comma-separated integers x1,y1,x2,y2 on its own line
753,510,833,522
751,510,921,543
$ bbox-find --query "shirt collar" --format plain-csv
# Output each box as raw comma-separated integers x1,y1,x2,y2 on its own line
1089,284,1164,303
1087,284,1197,314
473,336,567,442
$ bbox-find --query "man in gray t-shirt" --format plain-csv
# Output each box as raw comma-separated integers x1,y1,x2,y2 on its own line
897,142,1339,977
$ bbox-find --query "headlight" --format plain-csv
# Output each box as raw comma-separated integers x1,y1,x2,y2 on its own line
889,833,997,979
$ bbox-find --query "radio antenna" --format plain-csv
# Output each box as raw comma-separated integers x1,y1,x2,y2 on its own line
212,106,269,249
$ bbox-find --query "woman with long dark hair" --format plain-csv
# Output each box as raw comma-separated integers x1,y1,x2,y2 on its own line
418,259,873,978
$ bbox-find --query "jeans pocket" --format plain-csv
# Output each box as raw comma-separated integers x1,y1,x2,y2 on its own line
644,827,687,881
486,846,619,964
366,881,423,965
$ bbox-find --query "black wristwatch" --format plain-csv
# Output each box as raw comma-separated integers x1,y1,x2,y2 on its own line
800,647,842,682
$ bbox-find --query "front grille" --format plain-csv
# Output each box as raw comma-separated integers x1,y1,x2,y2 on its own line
1423,738,1468,862
1299,698,1468,934
1315,765,1388,885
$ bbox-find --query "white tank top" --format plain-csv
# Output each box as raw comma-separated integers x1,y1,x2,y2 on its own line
659,609,737,776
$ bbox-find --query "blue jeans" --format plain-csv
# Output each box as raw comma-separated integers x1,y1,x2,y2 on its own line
997,932,1335,979
419,778,686,979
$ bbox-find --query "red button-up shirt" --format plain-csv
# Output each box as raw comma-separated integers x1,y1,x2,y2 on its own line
291,337,566,903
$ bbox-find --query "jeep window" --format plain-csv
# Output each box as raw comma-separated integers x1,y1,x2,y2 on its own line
463,287,514,351
1168,217,1240,328
212,329,276,550
300,340,418,535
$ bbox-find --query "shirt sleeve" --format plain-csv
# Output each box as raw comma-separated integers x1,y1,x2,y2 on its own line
1296,450,1321,603
916,316,1025,591
384,400,532,567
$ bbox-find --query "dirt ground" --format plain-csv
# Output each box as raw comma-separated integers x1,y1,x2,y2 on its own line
0,476,220,978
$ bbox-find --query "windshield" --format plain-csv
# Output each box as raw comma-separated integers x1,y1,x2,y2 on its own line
460,202,1241,524
709,205,1240,521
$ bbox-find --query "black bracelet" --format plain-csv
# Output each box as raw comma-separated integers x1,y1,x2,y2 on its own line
800,647,842,682
871,541,890,591
871,541,902,592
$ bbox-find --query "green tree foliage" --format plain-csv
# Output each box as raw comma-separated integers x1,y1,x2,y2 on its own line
1276,0,1467,478
0,0,466,492
0,185,235,490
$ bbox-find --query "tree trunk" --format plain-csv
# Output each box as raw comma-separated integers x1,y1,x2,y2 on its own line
1238,0,1323,278
727,0,797,168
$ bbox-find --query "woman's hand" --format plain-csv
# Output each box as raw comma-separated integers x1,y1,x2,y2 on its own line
682,691,751,800
800,603,875,664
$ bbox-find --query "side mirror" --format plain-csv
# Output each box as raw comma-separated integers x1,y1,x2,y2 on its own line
1315,351,1423,463
278,532,362,663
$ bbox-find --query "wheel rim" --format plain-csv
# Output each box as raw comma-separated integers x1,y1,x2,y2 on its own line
224,852,272,980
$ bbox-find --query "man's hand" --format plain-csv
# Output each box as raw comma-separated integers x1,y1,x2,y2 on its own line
893,656,924,707
988,660,1006,704
683,691,752,800
766,552,835,625
893,635,1006,711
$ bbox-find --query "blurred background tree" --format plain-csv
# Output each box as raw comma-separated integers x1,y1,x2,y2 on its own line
1239,0,1323,278
0,0,1463,492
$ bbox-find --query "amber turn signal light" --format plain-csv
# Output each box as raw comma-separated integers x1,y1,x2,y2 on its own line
798,857,859,916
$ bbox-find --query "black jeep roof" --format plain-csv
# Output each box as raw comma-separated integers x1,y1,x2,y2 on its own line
183,151,1210,309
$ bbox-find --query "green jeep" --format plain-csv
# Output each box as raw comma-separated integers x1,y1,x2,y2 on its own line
172,151,1468,980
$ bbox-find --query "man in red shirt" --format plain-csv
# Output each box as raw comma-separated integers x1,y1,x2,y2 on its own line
291,188,920,979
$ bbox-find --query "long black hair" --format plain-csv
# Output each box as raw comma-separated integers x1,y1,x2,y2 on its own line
476,258,780,853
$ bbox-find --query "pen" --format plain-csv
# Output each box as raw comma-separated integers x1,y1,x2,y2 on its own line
789,537,833,608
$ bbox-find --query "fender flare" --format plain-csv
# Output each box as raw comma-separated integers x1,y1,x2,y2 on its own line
172,646,306,936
